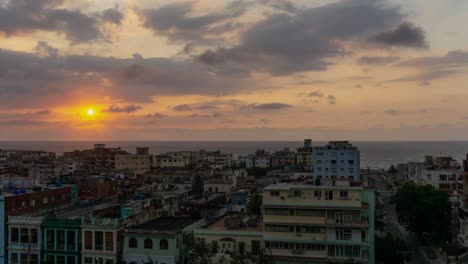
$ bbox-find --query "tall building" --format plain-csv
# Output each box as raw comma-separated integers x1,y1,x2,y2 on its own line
262,182,375,264
296,139,313,167
312,141,360,181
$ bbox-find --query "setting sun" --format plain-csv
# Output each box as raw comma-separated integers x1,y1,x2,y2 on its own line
87,109,94,116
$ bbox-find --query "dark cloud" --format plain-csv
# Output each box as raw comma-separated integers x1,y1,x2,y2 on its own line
138,1,246,44
327,95,337,105
387,69,462,83
195,0,404,75
419,81,431,87
173,104,193,111
0,0,122,44
34,109,51,115
107,105,142,113
0,47,253,108
0,119,61,126
400,50,468,68
384,109,400,116
259,0,298,12
101,6,124,25
358,56,400,65
370,22,428,48
146,113,168,119
252,103,292,110
33,41,59,57
307,91,324,98
188,112,221,119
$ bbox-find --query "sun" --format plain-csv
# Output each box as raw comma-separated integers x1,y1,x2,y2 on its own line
87,109,94,116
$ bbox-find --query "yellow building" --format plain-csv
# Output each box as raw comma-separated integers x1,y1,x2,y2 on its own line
114,154,150,175
262,182,375,264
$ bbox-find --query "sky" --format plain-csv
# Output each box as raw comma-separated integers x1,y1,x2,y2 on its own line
0,0,467,141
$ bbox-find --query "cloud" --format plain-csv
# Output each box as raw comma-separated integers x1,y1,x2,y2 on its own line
358,56,400,65
33,41,59,57
0,119,62,126
146,113,168,119
387,69,462,83
195,0,404,75
419,81,431,87
369,22,428,48
137,1,246,44
188,112,221,119
34,109,51,115
0,0,123,44
327,95,337,105
101,6,124,25
400,50,468,68
384,109,400,116
173,104,193,111
106,105,142,113
0,46,254,109
252,103,292,110
307,91,324,98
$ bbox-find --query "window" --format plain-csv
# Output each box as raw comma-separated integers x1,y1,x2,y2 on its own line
46,230,55,249
11,253,18,264
30,254,38,264
144,238,153,249
67,256,75,264
252,240,261,255
325,191,333,200
105,259,114,264
270,191,280,196
67,230,75,251
160,239,169,249
129,237,138,248
298,226,324,233
85,231,93,250
56,256,65,263
57,230,65,250
265,225,292,232
292,190,301,197
314,191,321,199
11,228,19,243
95,231,104,250
336,229,352,241
339,191,348,199
20,254,27,264
105,232,114,251
85,258,93,264
30,199,36,207
296,209,325,217
20,228,29,243
31,229,38,244
239,242,246,255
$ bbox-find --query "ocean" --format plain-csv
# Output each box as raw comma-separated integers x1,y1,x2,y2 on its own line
1,141,468,170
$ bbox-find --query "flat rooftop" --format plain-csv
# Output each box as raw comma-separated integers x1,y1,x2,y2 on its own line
263,183,363,191
207,216,263,232
129,217,201,232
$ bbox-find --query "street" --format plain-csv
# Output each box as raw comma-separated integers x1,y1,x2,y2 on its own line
370,174,447,264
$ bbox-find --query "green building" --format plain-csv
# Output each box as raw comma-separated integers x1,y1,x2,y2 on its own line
122,217,202,264
43,217,81,264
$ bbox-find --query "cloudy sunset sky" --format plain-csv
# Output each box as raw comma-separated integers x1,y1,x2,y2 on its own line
0,0,467,140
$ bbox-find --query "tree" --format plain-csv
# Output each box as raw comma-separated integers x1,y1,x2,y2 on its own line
391,183,452,241
183,232,212,264
192,175,204,199
388,165,398,175
376,233,410,264
247,192,262,217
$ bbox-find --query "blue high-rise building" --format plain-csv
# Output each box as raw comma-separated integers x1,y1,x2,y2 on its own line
312,141,360,181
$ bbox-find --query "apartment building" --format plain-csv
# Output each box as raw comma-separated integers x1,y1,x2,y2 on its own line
312,141,360,181
297,139,313,168
262,182,375,264
115,153,151,175
7,216,44,264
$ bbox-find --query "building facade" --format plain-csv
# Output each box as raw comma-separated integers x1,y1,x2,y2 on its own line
262,183,375,264
312,141,360,181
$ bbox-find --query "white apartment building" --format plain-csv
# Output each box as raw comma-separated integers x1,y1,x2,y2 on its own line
262,182,375,264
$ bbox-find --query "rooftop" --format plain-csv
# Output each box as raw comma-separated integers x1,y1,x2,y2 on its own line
263,182,363,191
206,215,263,232
129,217,201,233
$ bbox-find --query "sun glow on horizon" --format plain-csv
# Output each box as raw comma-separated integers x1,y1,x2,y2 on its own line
87,108,94,116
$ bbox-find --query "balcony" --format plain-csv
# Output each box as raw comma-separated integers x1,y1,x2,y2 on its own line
458,234,468,247
264,215,326,225
269,248,327,259
263,232,327,242
326,216,369,228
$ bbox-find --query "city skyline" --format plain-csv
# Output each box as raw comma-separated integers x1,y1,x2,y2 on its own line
1,0,468,140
